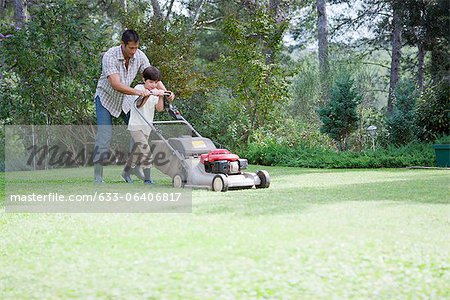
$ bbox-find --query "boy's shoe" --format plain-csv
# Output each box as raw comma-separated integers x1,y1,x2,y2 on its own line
131,165,145,180
143,168,153,185
121,171,134,184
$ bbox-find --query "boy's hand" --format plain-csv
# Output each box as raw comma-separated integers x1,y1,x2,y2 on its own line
166,90,175,102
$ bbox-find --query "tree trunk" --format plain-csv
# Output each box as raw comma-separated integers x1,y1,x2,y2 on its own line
269,0,284,24
0,0,4,18
150,0,166,35
188,0,205,35
150,0,163,20
317,0,329,103
417,42,426,92
13,0,27,28
165,0,175,20
119,0,127,12
387,6,402,116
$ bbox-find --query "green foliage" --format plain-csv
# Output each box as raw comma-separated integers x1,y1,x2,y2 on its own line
186,89,252,151
318,72,361,151
124,6,210,99
1,0,110,124
246,115,333,150
213,8,289,142
433,135,450,144
288,57,321,122
416,81,450,141
0,126,4,171
350,106,388,151
386,79,418,145
243,139,435,168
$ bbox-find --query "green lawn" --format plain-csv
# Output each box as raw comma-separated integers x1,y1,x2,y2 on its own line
1,167,449,299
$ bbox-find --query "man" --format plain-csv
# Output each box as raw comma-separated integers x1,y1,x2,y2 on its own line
93,29,174,183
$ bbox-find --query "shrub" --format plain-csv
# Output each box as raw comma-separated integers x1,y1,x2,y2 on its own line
318,72,362,151
386,79,418,145
416,82,450,141
243,141,435,168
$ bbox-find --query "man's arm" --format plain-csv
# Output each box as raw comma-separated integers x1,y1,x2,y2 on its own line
108,74,151,97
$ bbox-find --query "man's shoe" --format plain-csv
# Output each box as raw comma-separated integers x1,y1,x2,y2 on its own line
144,180,154,185
121,171,134,184
131,165,145,180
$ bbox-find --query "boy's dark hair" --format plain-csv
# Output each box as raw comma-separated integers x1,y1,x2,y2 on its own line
122,29,139,45
143,66,161,81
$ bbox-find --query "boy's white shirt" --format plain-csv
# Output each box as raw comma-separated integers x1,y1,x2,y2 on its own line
125,84,159,136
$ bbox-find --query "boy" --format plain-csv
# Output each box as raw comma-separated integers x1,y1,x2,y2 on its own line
121,66,173,184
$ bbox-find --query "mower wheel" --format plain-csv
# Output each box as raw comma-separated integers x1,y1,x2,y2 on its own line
172,174,185,188
212,174,228,192
256,170,270,189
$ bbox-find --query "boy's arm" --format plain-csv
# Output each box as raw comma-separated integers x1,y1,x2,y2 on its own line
157,81,175,102
155,95,164,112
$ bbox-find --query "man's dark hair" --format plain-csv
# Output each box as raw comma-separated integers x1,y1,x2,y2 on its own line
143,66,161,81
122,29,139,45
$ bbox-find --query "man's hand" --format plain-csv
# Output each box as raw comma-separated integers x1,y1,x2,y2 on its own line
150,89,167,96
137,88,151,97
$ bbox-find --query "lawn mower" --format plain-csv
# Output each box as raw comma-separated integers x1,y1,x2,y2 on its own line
133,93,270,192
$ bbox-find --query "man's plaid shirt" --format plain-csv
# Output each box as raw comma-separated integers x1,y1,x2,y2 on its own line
95,46,150,117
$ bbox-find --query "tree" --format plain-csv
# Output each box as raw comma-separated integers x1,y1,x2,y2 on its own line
330,0,404,117
425,0,449,84
401,0,449,91
332,0,449,114
217,4,289,133
121,0,209,99
318,72,361,151
1,0,110,124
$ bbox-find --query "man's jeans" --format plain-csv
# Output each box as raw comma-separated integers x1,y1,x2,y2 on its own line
93,96,129,164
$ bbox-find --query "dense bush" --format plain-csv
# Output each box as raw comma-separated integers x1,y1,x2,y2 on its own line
242,140,435,168
416,82,450,141
386,79,418,145
351,106,389,151
318,72,361,151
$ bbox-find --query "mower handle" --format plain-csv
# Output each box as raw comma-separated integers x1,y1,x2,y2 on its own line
135,91,173,108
